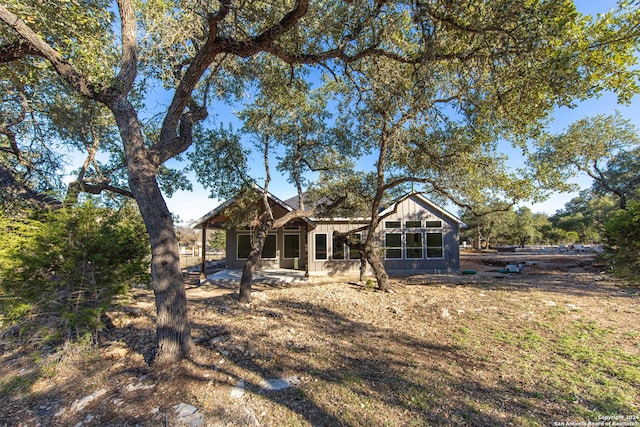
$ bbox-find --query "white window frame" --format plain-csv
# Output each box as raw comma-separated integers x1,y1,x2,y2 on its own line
236,233,277,260
332,234,346,260
384,232,403,259
348,232,362,260
426,232,444,259
384,220,401,229
314,233,328,261
405,232,424,259
425,220,443,228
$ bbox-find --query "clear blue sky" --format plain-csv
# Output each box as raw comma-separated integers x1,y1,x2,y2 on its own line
156,1,638,223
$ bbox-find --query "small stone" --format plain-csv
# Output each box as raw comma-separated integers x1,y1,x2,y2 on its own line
174,403,204,427
230,380,245,399
69,388,108,413
261,376,301,391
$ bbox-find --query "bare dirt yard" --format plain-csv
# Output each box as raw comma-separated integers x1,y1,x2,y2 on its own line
1,251,639,426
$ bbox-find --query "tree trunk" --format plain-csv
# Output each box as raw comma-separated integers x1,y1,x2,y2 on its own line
239,249,259,304
113,98,192,365
359,251,367,282
365,247,390,291
238,215,273,303
133,172,193,365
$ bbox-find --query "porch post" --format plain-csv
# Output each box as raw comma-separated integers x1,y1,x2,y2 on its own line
200,223,207,280
304,226,309,278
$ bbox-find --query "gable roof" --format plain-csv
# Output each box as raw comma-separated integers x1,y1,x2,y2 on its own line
192,190,463,230
190,188,316,230
286,192,463,224
379,193,464,226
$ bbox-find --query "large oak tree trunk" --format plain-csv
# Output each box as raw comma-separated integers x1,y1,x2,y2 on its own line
113,98,193,365
359,251,367,282
139,185,193,365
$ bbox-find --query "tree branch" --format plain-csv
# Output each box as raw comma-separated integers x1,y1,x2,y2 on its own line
114,0,137,94
0,5,104,100
0,163,62,209
0,39,42,62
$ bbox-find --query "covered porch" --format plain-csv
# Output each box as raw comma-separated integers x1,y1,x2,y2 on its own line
190,191,316,280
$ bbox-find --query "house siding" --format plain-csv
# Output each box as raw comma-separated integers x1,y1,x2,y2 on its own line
308,195,460,275
224,203,309,270
308,221,369,276
195,191,461,276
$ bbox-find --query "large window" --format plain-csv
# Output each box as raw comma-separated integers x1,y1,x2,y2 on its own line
426,233,443,258
385,233,402,259
315,234,327,260
406,232,423,258
237,234,276,259
284,234,300,258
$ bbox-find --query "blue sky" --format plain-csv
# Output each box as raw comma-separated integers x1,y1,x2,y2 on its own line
155,1,639,223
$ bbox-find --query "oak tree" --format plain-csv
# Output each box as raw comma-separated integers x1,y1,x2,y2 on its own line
2,0,639,363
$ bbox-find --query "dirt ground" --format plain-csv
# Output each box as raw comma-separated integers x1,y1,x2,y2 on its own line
1,251,639,426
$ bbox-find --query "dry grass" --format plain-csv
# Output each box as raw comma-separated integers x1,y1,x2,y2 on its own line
1,252,639,426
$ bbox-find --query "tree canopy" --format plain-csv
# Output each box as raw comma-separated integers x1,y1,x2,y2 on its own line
2,0,640,364
532,112,640,209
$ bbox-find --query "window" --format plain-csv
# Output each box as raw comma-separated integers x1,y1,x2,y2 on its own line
237,234,276,259
332,235,345,260
385,233,402,259
406,232,423,258
348,233,362,259
315,234,327,260
237,234,251,259
426,233,443,258
385,221,401,229
284,234,300,258
425,220,442,228
405,220,422,228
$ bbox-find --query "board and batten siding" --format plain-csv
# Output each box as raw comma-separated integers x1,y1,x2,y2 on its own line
308,221,370,276
224,201,308,270
373,195,460,274
308,195,460,275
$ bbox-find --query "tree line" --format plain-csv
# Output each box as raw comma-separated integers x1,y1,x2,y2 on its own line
1,1,639,365
460,112,640,282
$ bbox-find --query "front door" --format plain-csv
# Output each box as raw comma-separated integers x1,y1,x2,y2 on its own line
282,233,301,269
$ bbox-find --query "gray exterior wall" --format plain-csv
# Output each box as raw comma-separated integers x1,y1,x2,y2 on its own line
224,202,309,270
308,195,460,275
372,195,460,274
308,220,370,276
223,194,460,275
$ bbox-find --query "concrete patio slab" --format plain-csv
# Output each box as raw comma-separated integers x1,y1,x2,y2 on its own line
202,269,309,286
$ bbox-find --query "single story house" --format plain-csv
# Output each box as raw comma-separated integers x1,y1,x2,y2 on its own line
190,191,464,277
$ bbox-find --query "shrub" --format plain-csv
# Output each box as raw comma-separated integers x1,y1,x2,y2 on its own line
0,201,150,344
603,200,640,283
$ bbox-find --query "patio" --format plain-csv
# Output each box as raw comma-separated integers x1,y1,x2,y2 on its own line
201,268,309,287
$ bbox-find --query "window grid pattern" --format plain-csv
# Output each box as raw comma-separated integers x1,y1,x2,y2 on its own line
382,218,444,260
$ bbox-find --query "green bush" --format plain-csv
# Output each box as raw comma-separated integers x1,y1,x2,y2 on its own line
603,200,640,283
0,201,150,343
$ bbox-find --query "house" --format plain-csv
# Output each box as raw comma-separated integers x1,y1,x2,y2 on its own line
190,191,464,277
